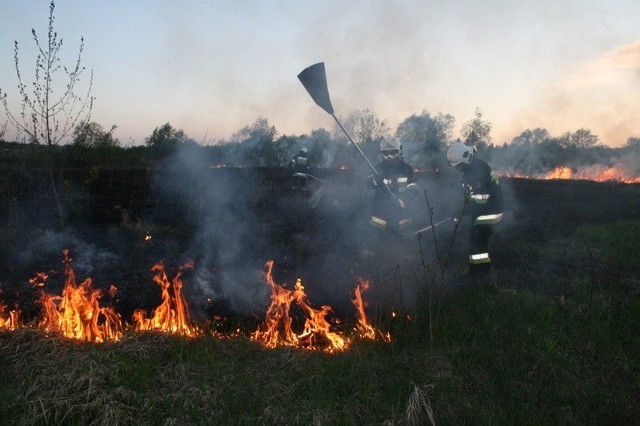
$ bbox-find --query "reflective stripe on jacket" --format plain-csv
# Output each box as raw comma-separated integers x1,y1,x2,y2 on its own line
473,213,504,226
469,252,491,264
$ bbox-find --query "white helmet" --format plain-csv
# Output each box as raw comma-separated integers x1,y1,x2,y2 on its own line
380,136,402,160
447,142,475,166
300,147,308,154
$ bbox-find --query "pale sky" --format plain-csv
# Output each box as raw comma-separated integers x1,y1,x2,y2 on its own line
1,0,639,147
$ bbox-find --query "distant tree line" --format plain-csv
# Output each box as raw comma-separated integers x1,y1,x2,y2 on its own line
2,112,640,178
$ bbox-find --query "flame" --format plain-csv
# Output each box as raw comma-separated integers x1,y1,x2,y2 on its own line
0,300,20,330
1,255,393,348
252,260,349,352
29,271,48,287
352,277,391,342
294,278,349,351
36,250,123,342
499,166,640,183
133,260,200,337
543,166,575,180
590,167,640,183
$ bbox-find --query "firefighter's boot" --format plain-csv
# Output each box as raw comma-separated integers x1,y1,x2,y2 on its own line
469,262,496,290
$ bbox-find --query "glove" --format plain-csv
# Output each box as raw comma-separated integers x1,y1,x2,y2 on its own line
368,175,380,188
462,183,473,199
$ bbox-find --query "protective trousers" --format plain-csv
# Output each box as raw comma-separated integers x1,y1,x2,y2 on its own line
468,224,493,280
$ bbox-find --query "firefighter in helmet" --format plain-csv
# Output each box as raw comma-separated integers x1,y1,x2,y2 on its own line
289,147,310,192
363,136,420,257
447,141,503,286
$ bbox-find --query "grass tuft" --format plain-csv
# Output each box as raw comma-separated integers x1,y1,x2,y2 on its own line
404,383,435,426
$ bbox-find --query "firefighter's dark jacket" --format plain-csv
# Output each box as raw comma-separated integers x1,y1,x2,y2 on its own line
461,157,503,225
289,152,309,174
369,158,418,225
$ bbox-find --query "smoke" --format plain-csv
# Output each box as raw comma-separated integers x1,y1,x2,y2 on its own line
150,136,531,319
151,144,274,316
155,141,448,317
11,227,120,290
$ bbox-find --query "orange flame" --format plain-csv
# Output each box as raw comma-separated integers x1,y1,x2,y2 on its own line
0,300,20,330
1,255,393,347
352,277,391,342
587,167,640,183
499,166,640,183
294,278,349,351
29,272,49,287
542,166,574,180
252,260,349,352
36,249,123,342
133,260,199,336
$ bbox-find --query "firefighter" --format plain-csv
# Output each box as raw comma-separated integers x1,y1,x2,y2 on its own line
446,141,503,286
289,147,310,192
363,136,420,257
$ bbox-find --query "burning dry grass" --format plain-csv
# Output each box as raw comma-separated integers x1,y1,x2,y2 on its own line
499,165,640,183
25,253,201,342
132,260,199,337
35,250,124,342
251,260,352,352
0,299,20,330
3,252,391,356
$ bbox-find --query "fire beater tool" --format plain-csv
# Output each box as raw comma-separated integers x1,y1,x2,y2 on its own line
414,217,457,236
297,62,404,208
305,173,324,183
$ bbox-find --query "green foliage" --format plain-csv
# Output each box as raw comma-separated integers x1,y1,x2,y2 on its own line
626,136,640,149
72,121,119,147
144,122,196,157
511,128,551,146
461,107,492,150
305,128,333,167
341,109,389,147
396,111,454,170
228,117,285,167
561,128,600,149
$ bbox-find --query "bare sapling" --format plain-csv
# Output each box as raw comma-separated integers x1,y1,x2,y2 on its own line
0,1,94,226
417,190,466,345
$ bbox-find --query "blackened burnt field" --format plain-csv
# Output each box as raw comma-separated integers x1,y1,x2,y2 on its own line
1,166,639,323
